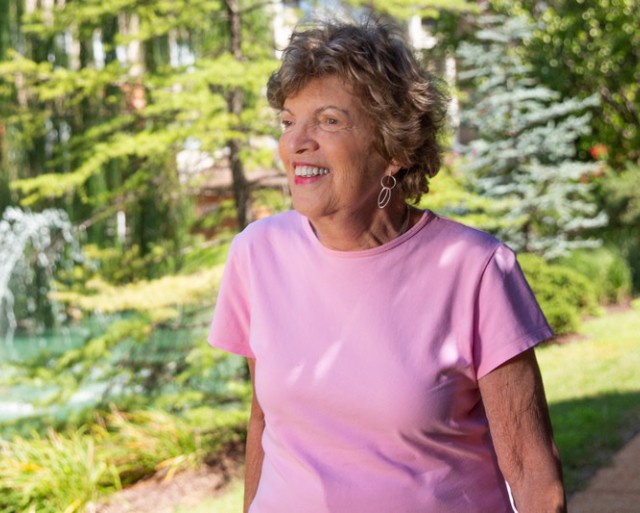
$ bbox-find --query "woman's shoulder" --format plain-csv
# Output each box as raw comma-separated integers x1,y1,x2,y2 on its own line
428,213,504,252
422,213,517,277
233,209,302,247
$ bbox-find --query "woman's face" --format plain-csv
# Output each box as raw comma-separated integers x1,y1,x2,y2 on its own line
278,75,397,224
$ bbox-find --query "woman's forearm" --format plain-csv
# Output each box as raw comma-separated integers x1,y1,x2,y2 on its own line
244,358,265,513
479,349,566,513
509,458,566,513
505,435,565,513
244,413,265,513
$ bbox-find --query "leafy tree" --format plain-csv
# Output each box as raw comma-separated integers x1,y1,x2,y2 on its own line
457,14,606,259
493,0,640,166
345,0,476,20
0,0,279,272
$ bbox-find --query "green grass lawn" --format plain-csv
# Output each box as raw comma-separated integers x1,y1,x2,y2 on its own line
183,306,640,511
537,305,640,495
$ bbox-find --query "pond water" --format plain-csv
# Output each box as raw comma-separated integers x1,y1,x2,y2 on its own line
0,317,206,426
0,322,103,423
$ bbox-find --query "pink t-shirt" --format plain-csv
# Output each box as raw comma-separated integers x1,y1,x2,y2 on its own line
209,210,553,513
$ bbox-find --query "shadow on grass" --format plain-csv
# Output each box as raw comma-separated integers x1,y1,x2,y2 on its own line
549,390,640,497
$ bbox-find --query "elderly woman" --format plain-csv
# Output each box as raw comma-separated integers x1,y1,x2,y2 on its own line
209,20,566,513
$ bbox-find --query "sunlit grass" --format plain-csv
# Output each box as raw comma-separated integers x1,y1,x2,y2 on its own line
537,305,640,494
538,306,640,401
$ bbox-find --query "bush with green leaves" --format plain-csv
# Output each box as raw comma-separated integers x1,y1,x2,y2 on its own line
599,161,640,293
518,253,600,335
556,247,632,305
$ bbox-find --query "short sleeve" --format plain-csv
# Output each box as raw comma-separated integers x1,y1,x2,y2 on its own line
208,237,255,358
474,244,553,378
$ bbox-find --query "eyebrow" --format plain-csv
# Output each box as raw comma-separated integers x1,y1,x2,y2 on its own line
280,105,353,120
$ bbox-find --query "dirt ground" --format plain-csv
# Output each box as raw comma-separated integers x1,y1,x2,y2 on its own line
90,444,244,513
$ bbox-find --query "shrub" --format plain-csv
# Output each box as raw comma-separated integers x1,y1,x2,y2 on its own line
518,253,600,335
556,246,632,304
599,161,640,293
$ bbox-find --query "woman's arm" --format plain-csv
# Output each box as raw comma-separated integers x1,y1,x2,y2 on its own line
244,358,265,513
478,348,566,513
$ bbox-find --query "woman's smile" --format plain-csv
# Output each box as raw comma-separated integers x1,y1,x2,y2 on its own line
294,164,331,185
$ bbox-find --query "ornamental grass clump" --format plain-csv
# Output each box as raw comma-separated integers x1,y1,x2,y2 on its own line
0,428,119,513
98,409,206,485
0,407,249,512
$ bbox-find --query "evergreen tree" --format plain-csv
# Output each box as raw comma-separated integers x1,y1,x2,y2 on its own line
0,0,279,271
457,14,606,259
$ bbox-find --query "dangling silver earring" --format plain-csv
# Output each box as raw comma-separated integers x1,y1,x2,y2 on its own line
377,174,397,209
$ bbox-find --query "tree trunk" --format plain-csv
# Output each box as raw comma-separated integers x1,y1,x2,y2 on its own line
225,0,251,230
0,0,10,211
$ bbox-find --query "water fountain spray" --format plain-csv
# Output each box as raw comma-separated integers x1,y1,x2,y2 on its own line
0,207,75,345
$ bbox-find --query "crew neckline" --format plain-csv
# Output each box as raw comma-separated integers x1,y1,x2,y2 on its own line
299,209,436,258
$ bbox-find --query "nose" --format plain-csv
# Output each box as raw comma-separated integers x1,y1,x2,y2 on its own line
284,121,320,154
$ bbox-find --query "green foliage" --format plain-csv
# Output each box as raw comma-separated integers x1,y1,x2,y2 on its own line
345,0,478,20
494,0,640,166
53,267,223,320
252,187,291,217
180,238,232,275
0,249,253,429
422,157,514,232
556,247,632,304
0,428,119,513
0,406,249,513
517,253,600,335
601,162,640,227
598,161,640,292
458,13,606,259
0,0,280,275
66,243,175,286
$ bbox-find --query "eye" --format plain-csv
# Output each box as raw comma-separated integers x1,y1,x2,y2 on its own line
318,114,345,132
279,118,294,132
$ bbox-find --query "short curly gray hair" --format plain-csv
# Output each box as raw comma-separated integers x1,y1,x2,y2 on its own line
267,20,449,202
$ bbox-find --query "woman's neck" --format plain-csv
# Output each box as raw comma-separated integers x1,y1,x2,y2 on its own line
308,200,415,251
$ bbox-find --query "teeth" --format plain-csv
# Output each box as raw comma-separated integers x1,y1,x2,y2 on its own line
295,166,330,177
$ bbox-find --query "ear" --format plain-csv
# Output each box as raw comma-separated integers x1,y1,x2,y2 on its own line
386,160,403,176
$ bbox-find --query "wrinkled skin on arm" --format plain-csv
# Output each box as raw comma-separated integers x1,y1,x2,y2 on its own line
479,348,566,513
244,358,265,513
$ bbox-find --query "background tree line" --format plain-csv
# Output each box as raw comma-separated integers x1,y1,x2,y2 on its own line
2,0,638,280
